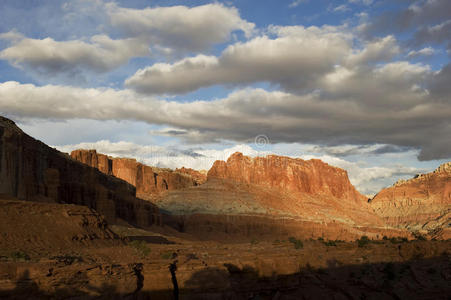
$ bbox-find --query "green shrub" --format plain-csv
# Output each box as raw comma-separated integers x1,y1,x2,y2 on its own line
10,251,30,262
413,232,427,241
160,251,173,260
324,240,337,247
129,240,151,257
288,237,303,249
250,238,259,245
389,237,409,244
357,236,370,248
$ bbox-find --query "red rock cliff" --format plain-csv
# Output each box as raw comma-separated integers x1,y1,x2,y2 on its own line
208,152,366,203
155,152,394,240
0,116,161,227
71,149,198,200
370,163,451,239
176,167,207,185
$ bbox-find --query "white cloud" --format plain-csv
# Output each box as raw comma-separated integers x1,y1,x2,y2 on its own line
2,56,451,161
0,2,255,78
289,0,308,8
407,47,435,57
349,0,373,5
125,25,352,94
106,3,255,53
345,35,399,66
333,4,350,13
0,33,149,75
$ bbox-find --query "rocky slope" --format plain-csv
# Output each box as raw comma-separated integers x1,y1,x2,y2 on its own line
71,149,199,200
0,195,122,253
1,233,450,299
370,162,451,239
0,116,160,228
156,152,408,240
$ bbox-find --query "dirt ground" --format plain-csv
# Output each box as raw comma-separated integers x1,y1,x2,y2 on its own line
0,198,450,299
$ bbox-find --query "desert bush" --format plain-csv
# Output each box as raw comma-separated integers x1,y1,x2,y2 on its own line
323,240,337,247
288,237,303,249
129,240,151,257
389,237,408,244
357,236,370,247
160,251,173,260
412,232,427,241
10,251,30,262
250,238,259,245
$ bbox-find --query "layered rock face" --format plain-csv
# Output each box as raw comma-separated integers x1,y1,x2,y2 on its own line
370,163,451,239
71,150,198,200
176,167,207,185
156,152,400,240
0,116,160,227
208,152,366,203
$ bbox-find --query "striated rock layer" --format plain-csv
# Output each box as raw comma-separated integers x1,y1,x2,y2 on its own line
176,167,207,185
156,152,407,240
0,116,161,227
370,162,451,239
71,149,198,200
208,152,366,203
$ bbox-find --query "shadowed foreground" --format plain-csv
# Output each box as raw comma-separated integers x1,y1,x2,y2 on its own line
1,255,450,300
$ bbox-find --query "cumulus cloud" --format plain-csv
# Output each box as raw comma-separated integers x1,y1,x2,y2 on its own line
364,0,451,51
407,47,435,57
125,25,352,94
307,144,412,157
106,3,255,53
0,33,149,76
0,2,254,78
412,20,451,51
2,52,451,161
345,35,399,66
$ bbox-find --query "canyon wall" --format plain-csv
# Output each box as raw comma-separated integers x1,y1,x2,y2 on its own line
0,116,161,227
176,167,207,185
370,163,451,239
208,152,366,203
71,150,199,200
156,152,403,240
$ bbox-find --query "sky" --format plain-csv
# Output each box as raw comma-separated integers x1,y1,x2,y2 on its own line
0,0,450,195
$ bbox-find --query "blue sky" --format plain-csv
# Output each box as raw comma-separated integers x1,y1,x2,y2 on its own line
0,0,450,194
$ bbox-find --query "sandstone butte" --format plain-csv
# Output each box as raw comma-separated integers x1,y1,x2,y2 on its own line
70,149,204,200
0,116,161,228
156,152,411,241
208,152,366,203
370,162,451,239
